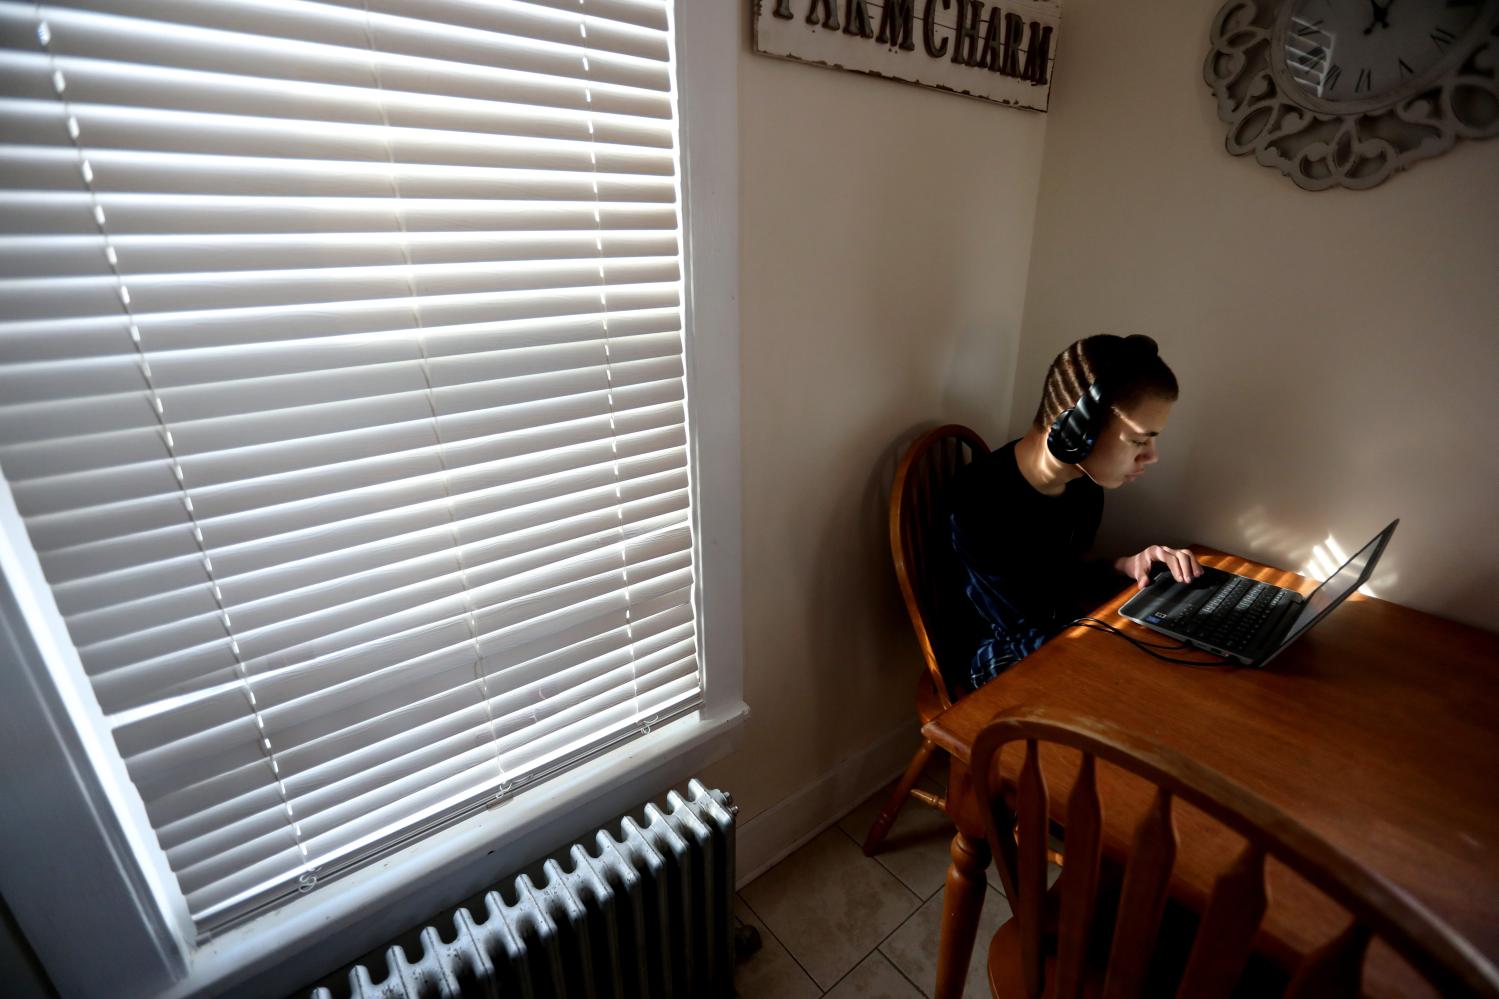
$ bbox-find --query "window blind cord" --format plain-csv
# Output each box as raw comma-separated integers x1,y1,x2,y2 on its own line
358,2,510,795
579,2,649,733
27,1,318,880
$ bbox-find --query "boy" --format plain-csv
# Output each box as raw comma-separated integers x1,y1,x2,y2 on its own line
949,335,1203,690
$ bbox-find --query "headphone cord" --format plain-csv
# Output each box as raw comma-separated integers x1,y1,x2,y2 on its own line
1072,616,1190,649
1068,617,1239,670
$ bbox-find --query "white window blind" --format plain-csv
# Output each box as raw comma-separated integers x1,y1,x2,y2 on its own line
0,0,702,937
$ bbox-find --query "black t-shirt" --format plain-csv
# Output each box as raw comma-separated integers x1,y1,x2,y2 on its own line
945,439,1106,689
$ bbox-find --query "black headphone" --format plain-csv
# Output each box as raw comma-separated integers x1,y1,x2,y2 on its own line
1046,379,1108,465
1046,336,1160,465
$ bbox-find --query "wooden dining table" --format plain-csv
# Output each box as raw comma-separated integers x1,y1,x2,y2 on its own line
921,546,1499,999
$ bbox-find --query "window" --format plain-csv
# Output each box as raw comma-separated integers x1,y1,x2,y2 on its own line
0,2,740,995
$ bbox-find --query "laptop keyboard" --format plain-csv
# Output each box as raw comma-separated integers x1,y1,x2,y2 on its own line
1175,578,1290,650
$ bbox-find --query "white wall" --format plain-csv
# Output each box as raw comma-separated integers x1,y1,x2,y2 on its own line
701,14,1049,827
1010,0,1499,631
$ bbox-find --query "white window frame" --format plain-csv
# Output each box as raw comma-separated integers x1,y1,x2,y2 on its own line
0,3,741,996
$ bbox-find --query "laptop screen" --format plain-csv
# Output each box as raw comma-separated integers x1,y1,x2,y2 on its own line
1278,523,1395,648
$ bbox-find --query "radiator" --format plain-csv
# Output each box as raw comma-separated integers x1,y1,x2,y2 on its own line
309,780,737,999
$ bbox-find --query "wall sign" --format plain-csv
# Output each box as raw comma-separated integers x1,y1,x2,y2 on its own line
752,0,1062,112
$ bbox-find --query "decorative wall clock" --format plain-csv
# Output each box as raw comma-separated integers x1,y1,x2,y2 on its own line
1204,0,1499,190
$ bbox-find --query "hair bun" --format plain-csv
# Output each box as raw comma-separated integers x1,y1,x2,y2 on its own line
1123,334,1159,357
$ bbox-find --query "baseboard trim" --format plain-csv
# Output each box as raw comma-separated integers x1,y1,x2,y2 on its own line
735,721,924,889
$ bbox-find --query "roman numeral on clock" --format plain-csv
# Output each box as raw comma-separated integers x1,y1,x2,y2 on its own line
1398,58,1414,77
1324,63,1342,90
1355,66,1372,92
1431,27,1456,50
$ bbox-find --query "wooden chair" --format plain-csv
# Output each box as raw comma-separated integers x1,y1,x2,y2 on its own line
971,704,1499,998
862,424,989,856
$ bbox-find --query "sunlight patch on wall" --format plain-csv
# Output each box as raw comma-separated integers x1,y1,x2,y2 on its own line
1301,535,1385,598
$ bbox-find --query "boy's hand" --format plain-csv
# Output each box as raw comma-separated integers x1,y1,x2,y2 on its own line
1115,546,1204,589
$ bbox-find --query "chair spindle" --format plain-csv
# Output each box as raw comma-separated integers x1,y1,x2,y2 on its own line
1053,753,1103,999
1283,920,1372,999
1017,739,1049,998
1102,788,1178,999
1174,844,1267,997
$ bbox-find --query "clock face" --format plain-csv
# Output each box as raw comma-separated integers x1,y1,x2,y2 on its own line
1280,0,1488,105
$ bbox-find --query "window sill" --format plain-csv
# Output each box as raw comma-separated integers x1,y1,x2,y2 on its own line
159,703,747,999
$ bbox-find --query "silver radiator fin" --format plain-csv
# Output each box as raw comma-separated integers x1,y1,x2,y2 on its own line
310,780,735,999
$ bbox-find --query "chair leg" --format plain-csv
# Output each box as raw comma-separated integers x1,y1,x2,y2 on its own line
863,738,940,856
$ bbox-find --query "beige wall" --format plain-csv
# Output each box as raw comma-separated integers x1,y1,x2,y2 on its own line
1010,0,1499,631
703,19,1049,823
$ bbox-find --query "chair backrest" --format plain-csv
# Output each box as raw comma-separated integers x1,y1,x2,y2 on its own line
971,705,1499,999
889,424,989,711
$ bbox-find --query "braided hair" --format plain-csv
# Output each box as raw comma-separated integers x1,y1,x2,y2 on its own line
1031,334,1179,431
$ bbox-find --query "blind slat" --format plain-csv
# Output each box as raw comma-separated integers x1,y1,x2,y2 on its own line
0,190,679,237
0,148,678,208
512,0,668,33
88,0,672,64
0,231,682,288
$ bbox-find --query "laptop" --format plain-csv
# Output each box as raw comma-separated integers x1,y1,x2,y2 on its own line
1119,519,1399,667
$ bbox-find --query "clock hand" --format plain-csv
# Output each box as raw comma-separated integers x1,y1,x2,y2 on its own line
1364,0,1393,35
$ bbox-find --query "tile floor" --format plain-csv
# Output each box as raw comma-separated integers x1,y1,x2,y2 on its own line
732,774,1059,998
